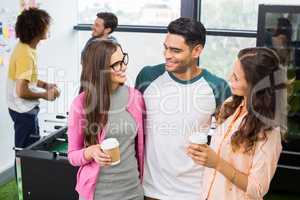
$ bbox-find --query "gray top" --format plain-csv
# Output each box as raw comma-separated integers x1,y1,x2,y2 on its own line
93,85,143,200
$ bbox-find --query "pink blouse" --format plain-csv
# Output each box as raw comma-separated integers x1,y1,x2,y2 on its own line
201,103,282,200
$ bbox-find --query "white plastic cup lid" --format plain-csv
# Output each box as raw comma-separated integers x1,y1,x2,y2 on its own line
101,138,119,150
189,133,208,144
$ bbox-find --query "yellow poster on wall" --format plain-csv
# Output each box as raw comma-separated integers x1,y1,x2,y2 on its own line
2,25,9,39
0,56,3,66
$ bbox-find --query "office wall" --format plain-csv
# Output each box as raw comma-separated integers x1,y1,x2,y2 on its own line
0,0,165,180
0,0,80,178
0,0,19,177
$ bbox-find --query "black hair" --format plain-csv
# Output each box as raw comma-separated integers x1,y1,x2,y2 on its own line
275,17,292,42
96,12,118,34
167,17,206,48
15,8,51,44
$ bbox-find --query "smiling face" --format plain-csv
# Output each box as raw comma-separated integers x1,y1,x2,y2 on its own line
163,33,202,73
229,59,249,97
91,17,110,38
110,46,127,85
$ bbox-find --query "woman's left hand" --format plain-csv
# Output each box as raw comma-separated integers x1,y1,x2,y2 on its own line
186,144,220,169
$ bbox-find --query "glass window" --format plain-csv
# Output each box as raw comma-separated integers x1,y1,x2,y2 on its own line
200,36,256,79
257,7,300,138
78,0,181,26
201,0,299,30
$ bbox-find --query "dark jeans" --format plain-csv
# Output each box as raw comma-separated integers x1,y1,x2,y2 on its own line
9,106,40,148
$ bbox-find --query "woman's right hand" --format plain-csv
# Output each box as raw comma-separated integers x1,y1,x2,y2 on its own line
84,144,112,166
43,87,59,101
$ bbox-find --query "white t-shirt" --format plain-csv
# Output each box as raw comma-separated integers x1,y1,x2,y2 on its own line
7,79,39,113
7,42,40,113
135,64,231,199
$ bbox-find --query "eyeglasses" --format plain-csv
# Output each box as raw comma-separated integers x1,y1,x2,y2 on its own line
110,53,129,72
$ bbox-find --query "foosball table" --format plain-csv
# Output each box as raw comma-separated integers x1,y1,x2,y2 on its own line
15,126,79,200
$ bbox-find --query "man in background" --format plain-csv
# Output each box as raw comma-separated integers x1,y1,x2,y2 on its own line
81,12,118,59
79,12,118,93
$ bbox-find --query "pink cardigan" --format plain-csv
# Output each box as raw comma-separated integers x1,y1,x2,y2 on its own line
67,87,145,200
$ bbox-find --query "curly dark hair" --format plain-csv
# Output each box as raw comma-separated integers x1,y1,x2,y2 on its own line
15,8,51,44
217,47,287,153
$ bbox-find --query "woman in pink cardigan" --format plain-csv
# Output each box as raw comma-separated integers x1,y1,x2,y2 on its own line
68,40,145,200
187,47,287,200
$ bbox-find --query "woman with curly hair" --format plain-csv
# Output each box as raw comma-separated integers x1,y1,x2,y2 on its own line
187,47,287,200
7,8,59,148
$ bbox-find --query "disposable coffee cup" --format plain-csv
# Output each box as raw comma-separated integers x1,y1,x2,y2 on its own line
101,138,120,165
189,132,208,145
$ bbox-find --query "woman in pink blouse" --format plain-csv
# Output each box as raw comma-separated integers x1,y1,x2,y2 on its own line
68,40,145,200
187,47,287,200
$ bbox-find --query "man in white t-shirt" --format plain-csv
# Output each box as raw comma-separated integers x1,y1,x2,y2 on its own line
135,17,231,200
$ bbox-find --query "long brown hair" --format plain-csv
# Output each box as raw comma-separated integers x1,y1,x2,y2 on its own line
217,47,287,153
80,39,118,147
